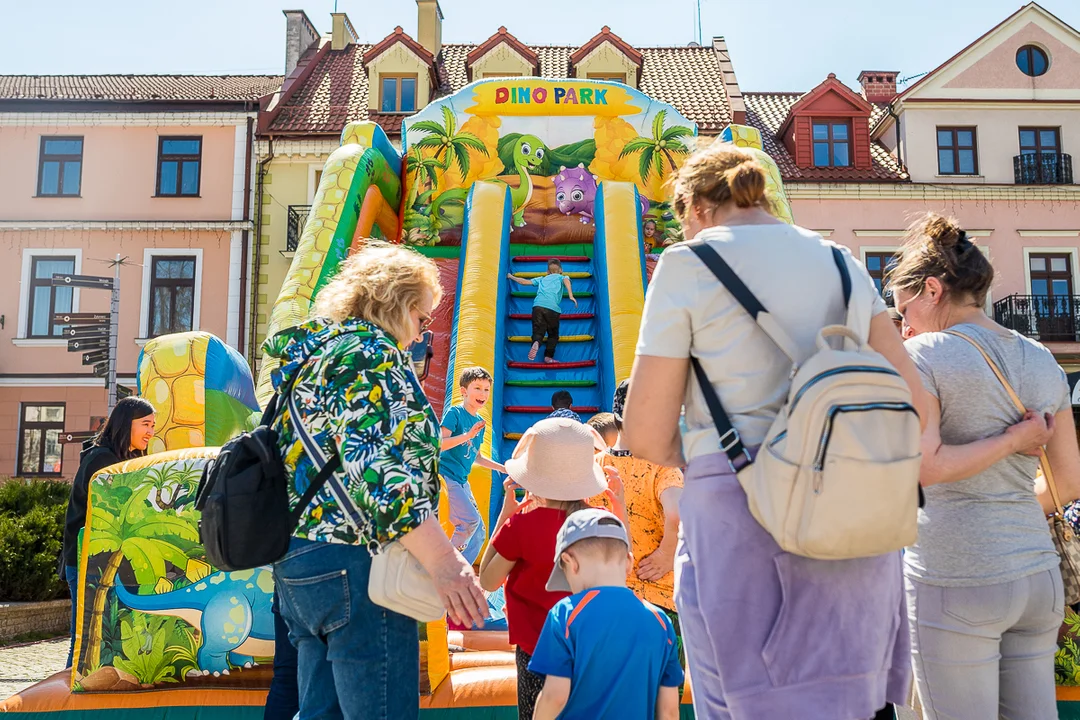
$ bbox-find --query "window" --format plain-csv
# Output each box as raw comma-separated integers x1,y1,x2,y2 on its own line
587,73,626,83
148,256,196,336
1020,127,1061,156
380,75,417,113
156,137,202,196
1030,254,1073,300
936,127,978,175
37,137,83,197
1016,45,1049,77
811,121,851,168
18,404,65,476
26,255,75,338
864,252,899,298
1029,253,1074,341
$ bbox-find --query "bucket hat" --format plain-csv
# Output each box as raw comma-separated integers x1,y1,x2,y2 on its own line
504,418,607,501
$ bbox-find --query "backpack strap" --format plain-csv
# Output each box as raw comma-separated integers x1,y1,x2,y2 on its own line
685,240,801,362
683,240,854,473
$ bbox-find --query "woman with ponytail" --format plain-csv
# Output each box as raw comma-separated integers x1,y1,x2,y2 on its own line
621,143,927,718
61,396,156,667
891,213,1080,719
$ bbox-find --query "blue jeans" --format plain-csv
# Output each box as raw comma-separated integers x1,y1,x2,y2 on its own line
264,592,300,720
444,476,484,564
65,565,79,668
273,537,419,720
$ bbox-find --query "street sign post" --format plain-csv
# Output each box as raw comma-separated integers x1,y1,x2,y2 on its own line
55,258,123,413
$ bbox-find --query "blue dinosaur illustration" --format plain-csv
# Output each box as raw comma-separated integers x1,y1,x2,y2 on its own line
113,568,275,677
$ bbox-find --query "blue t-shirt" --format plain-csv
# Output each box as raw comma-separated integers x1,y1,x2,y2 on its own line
532,274,567,313
529,587,683,719
439,404,483,484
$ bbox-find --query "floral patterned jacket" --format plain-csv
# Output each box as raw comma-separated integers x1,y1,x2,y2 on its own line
265,317,441,550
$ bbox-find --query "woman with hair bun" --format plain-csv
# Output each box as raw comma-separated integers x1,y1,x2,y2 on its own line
622,142,927,719
892,213,1080,719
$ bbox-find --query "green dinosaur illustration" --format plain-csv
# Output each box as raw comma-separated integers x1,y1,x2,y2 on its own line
495,134,597,229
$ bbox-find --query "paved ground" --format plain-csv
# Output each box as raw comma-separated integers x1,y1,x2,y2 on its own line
0,637,68,701
0,635,922,717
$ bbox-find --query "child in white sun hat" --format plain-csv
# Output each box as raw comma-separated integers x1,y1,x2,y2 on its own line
478,417,616,720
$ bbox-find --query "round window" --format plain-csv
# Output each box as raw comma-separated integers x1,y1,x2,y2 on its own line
1016,45,1049,77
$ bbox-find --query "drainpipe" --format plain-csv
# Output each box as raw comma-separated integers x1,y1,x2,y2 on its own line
238,114,254,357
250,136,274,367
888,103,905,172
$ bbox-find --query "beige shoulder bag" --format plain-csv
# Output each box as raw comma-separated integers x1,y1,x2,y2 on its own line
946,330,1080,605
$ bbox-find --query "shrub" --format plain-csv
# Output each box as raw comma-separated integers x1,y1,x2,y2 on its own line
0,478,68,602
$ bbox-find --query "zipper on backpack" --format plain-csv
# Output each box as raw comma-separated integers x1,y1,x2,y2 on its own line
813,402,917,473
789,366,901,413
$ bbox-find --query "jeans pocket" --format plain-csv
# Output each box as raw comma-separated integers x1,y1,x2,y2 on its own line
279,569,351,636
761,553,900,687
942,582,1012,627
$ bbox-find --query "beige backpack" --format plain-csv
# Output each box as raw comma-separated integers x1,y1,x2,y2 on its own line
686,240,921,560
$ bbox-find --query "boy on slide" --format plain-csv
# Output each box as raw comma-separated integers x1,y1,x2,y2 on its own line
508,258,576,363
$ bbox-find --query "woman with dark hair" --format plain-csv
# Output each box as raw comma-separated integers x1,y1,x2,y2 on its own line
61,396,156,667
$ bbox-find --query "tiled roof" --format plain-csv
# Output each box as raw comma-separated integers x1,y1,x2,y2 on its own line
0,75,282,102
744,92,908,182
264,41,734,135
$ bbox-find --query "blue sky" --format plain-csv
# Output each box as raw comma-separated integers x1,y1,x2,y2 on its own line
4,0,1078,92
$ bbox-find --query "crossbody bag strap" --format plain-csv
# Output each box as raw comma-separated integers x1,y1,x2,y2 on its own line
944,329,1063,513
830,246,854,329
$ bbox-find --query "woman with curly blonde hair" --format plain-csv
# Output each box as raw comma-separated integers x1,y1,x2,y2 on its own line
265,242,486,720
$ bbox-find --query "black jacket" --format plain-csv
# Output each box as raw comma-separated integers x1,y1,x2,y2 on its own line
60,445,120,574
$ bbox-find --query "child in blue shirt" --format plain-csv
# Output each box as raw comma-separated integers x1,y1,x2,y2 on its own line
441,367,506,563
530,509,683,720
508,258,577,363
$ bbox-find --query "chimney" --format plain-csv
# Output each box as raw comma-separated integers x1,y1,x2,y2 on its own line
283,10,320,76
416,0,443,57
331,12,357,51
858,71,899,103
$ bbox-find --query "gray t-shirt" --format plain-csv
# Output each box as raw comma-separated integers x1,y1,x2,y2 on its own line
904,323,1069,587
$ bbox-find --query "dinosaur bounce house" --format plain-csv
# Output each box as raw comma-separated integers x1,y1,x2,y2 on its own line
9,77,1076,718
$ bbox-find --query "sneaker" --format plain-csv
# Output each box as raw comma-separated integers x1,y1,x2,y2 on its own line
528,342,539,360
543,357,555,364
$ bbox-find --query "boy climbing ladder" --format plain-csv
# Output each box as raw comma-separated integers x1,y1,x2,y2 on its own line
508,258,577,363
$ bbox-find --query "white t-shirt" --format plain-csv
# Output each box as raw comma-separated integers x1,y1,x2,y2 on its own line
637,223,888,462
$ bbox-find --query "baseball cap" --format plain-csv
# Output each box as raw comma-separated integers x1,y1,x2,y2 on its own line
612,379,629,424
545,508,630,592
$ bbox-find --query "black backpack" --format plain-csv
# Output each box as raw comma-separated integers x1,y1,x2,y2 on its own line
195,353,341,571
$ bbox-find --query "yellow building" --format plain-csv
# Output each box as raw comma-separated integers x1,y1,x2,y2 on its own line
250,3,746,365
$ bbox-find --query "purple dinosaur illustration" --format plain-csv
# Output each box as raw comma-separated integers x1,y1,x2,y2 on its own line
554,164,650,225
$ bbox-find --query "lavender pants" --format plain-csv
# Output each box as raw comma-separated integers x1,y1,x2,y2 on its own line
675,452,912,719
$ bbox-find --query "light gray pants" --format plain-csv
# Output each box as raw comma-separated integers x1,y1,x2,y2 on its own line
906,568,1063,720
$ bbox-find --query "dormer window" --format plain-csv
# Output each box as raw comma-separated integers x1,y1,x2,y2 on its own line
466,27,538,82
812,120,851,167
587,73,627,84
381,75,418,113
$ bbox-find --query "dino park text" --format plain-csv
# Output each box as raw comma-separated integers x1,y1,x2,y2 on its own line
494,86,609,106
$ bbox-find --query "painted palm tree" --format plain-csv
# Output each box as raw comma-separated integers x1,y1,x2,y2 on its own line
410,106,489,181
618,110,695,181
80,472,199,671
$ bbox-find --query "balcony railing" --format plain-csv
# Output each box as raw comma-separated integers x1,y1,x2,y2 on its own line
286,205,312,252
1014,153,1073,185
994,294,1080,342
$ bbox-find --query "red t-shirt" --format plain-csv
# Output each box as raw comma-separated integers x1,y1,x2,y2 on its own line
491,507,571,655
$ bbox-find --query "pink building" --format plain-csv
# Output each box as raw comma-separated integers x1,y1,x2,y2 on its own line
746,2,1080,378
0,75,280,478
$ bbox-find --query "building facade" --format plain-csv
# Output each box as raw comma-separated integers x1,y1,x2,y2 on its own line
745,2,1080,375
251,2,746,366
0,75,280,478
